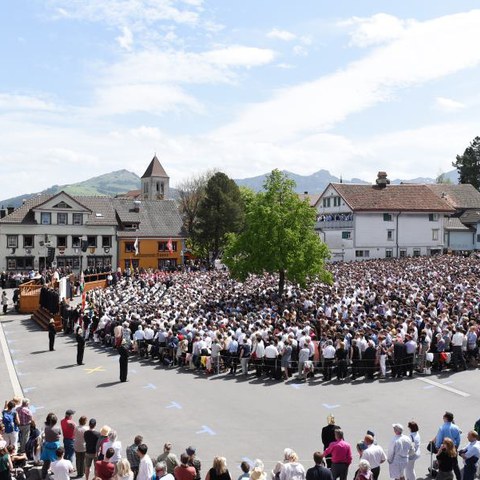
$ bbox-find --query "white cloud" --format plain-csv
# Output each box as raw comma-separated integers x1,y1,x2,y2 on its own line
95,84,201,115
49,0,202,27
0,93,59,112
116,26,134,51
214,10,480,143
435,96,465,112
92,45,275,115
267,28,296,42
292,45,308,57
202,45,275,68
341,13,417,48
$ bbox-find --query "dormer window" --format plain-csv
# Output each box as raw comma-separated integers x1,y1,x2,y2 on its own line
124,223,139,231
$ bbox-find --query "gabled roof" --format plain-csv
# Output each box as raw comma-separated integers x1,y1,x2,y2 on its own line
328,183,455,213
0,193,117,225
113,198,184,238
141,155,168,179
459,210,480,224
298,193,321,208
444,217,472,231
33,190,91,212
427,184,480,210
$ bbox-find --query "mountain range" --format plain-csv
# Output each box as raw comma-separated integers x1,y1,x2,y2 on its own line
1,168,459,209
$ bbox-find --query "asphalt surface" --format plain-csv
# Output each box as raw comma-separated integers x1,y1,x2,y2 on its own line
1,289,479,480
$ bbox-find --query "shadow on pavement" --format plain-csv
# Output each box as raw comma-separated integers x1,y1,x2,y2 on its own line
96,381,122,388
56,364,77,369
31,350,50,354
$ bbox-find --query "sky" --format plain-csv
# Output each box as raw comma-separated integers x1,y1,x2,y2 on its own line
1,0,480,198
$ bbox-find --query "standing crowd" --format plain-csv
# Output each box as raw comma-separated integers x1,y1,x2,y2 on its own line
2,396,480,480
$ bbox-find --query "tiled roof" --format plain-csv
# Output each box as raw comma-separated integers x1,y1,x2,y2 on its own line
141,155,168,178
330,183,455,213
115,190,141,199
113,198,185,238
459,210,480,224
0,194,50,224
298,193,321,207
427,184,480,209
444,217,471,231
0,193,184,238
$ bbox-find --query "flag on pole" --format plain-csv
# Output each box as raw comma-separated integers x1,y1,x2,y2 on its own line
134,237,139,256
79,271,85,293
167,238,173,254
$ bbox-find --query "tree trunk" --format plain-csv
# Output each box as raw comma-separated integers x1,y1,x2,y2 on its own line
278,269,285,296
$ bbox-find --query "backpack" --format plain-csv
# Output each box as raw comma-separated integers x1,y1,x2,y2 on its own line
2,410,15,433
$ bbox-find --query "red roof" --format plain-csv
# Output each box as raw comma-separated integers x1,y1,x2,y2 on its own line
330,183,455,212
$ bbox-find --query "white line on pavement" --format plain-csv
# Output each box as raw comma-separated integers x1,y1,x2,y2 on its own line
417,378,470,397
0,321,23,397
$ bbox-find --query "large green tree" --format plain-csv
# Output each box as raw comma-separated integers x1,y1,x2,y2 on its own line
223,169,332,295
193,172,244,263
453,136,480,189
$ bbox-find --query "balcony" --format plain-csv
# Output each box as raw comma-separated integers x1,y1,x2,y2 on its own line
315,219,354,230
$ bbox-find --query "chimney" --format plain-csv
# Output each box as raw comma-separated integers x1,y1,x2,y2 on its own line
376,171,390,189
304,191,308,195
7,205,14,215
0,209,6,219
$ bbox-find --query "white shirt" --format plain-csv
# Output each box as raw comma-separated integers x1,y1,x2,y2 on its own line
51,458,73,480
265,345,279,358
388,435,413,464
451,332,465,347
138,454,154,480
322,345,336,359
362,444,387,469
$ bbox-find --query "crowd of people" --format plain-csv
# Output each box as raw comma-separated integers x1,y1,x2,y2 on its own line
2,396,480,480
61,255,480,383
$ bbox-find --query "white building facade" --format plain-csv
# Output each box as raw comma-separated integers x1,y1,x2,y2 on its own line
315,179,454,262
0,192,118,273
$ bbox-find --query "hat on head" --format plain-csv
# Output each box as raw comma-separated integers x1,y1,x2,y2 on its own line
100,425,111,436
392,423,404,432
250,468,266,480
65,409,75,416
186,446,196,455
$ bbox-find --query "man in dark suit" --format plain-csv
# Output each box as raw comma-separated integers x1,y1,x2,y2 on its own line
306,452,333,480
321,415,340,468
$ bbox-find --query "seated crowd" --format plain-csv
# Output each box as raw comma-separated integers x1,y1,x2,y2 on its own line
61,256,480,382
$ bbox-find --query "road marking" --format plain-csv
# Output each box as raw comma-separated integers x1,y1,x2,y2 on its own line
0,320,23,396
290,384,302,390
13,359,24,365
84,366,105,374
417,378,470,397
423,385,435,390
30,405,44,414
17,371,30,377
196,425,216,436
442,381,454,385
166,401,182,409
23,387,36,393
144,383,157,390
322,403,340,409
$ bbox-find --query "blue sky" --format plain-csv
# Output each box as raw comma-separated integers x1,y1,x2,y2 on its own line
1,0,480,198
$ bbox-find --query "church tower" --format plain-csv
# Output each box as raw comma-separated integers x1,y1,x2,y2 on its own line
141,155,170,200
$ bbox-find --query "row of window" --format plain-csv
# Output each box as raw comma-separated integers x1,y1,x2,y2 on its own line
355,249,422,259
342,229,439,241
322,196,342,208
124,258,177,270
382,213,439,222
6,235,112,249
5,255,113,271
40,212,84,225
124,241,178,253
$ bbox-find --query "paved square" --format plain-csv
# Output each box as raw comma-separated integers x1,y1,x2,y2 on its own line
1,304,479,480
